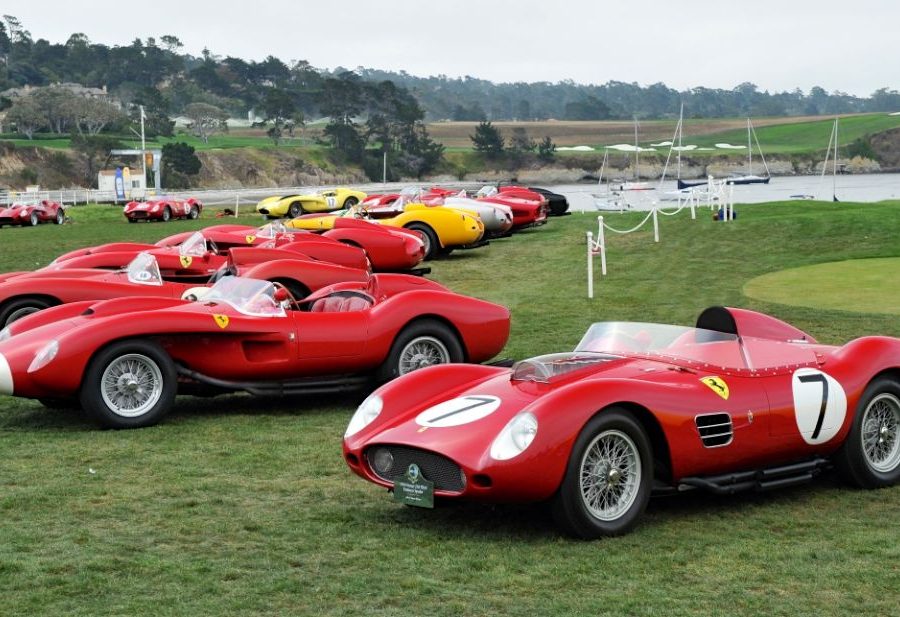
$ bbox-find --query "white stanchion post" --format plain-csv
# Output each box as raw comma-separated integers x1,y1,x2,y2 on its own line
728,184,734,221
235,195,240,218
598,215,607,276
586,231,594,299
653,207,659,242
690,193,696,219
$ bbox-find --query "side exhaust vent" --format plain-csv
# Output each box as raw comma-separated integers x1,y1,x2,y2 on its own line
695,413,733,447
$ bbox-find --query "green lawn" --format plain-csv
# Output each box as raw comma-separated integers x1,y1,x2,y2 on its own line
1,200,899,616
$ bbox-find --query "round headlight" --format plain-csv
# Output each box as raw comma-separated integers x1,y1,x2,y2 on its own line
28,339,59,373
0,326,11,342
490,412,538,461
370,447,394,475
345,393,383,437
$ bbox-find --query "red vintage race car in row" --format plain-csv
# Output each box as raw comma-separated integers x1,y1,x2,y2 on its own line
344,306,900,537
159,222,426,273
0,246,369,327
48,228,370,274
0,274,511,429
0,200,66,227
123,197,202,222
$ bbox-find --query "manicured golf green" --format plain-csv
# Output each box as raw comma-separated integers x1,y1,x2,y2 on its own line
744,258,900,315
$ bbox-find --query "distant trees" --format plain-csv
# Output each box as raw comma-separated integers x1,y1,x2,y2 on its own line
470,121,504,158
183,102,228,143
162,141,202,188
4,86,126,138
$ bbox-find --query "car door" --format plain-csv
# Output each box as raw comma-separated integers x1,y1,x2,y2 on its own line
292,309,370,372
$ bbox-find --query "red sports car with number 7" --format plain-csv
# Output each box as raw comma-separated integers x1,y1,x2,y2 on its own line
343,307,900,538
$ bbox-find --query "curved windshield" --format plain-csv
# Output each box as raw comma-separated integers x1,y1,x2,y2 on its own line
202,277,285,317
400,187,422,198
512,322,746,382
257,221,287,239
179,231,207,257
126,253,163,286
476,185,498,197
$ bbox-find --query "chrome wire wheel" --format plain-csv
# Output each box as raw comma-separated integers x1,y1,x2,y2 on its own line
99,353,164,418
861,393,900,473
397,335,450,375
6,305,42,323
579,429,642,522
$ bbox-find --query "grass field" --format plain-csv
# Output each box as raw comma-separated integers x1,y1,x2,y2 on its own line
1,200,899,616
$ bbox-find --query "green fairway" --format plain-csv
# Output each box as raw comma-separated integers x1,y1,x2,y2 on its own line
1,199,899,616
744,257,900,314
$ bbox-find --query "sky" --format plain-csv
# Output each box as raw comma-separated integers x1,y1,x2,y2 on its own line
3,0,897,97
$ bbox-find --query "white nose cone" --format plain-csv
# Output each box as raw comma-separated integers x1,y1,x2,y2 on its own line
0,352,13,395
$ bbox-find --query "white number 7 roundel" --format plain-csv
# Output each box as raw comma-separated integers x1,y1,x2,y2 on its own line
791,368,847,445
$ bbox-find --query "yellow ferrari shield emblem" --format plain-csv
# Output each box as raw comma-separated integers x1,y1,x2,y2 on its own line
213,314,230,329
245,235,256,244
701,376,730,400
179,255,192,268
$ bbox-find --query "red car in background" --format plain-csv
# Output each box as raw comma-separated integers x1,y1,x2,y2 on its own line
0,200,66,227
0,246,370,327
124,197,202,222
344,306,900,537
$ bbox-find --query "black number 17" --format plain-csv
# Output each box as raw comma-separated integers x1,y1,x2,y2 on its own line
799,373,829,439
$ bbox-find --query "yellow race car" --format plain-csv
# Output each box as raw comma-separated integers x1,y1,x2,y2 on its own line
256,188,367,218
286,203,486,260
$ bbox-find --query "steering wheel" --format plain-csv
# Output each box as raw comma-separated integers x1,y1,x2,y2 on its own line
272,281,301,311
207,238,219,255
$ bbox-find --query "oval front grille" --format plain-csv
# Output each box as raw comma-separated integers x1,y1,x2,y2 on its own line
695,413,733,447
366,446,465,492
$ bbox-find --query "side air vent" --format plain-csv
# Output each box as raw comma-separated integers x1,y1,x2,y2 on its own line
695,413,733,447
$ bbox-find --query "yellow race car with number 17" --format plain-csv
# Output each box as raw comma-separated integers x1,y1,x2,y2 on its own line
256,188,367,218
286,203,486,260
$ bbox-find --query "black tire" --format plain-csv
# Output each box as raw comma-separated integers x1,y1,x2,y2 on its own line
29,212,39,226
405,223,439,260
189,205,200,219
835,377,900,488
288,202,303,218
128,218,137,224
161,207,171,222
551,409,653,538
377,319,464,382
0,297,51,328
343,196,359,208
79,340,177,429
55,209,65,225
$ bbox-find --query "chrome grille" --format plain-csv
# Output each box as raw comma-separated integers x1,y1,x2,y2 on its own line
366,446,465,492
696,413,733,447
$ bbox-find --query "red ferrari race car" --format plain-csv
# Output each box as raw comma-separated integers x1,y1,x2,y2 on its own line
344,306,900,538
0,274,510,429
500,186,570,217
160,222,425,273
474,186,548,229
47,228,370,274
0,247,369,327
123,197,202,223
0,200,66,227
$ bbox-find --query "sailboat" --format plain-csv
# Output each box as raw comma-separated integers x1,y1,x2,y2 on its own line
819,117,841,202
621,117,653,191
676,117,771,188
726,118,771,185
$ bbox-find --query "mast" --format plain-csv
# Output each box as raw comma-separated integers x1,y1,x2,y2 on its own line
677,103,683,179
633,116,639,181
833,117,839,201
747,117,752,174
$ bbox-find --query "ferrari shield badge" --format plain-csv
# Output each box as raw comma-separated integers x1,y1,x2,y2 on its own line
245,235,256,244
393,463,434,508
701,376,729,400
213,314,230,329
179,255,193,268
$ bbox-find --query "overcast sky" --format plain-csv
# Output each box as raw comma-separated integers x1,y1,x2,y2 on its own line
4,0,897,96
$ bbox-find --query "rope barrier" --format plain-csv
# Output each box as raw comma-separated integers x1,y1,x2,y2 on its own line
601,210,655,234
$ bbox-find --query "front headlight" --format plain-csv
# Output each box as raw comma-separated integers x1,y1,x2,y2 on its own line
19,210,29,218
28,339,59,373
490,412,538,460
345,393,383,437
0,326,11,342
151,204,160,213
